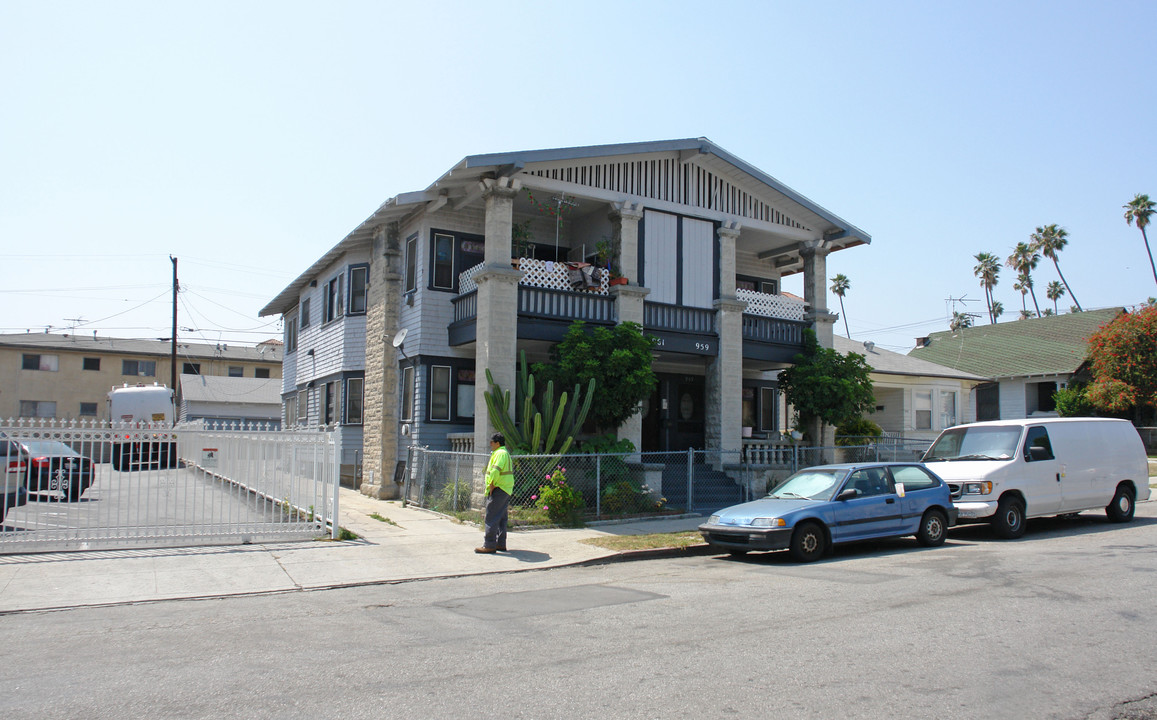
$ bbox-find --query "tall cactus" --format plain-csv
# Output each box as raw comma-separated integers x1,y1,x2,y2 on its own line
483,350,595,456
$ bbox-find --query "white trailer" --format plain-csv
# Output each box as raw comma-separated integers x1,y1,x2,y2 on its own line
107,384,177,470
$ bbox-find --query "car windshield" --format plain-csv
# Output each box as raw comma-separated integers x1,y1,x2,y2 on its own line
22,441,75,456
767,469,846,501
923,426,1021,461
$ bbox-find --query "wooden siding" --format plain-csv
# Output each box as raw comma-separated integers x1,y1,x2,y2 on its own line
526,158,808,230
644,210,678,304
682,217,714,309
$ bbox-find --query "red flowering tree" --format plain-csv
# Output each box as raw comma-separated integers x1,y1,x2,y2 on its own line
1086,305,1157,420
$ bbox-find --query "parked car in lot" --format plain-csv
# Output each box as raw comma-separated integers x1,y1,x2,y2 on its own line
699,462,958,562
13,440,94,501
922,418,1150,539
0,439,29,522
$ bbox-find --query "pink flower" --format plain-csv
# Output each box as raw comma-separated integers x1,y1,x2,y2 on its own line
531,495,537,501
543,505,549,511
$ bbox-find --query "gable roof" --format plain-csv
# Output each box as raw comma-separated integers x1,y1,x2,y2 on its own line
0,333,281,363
833,336,987,382
906,308,1123,379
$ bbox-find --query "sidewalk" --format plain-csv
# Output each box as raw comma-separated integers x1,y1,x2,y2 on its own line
0,488,708,614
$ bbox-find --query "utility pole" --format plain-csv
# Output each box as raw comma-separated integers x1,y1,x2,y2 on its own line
170,256,178,423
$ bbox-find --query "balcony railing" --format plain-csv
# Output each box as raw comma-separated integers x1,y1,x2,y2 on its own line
737,288,805,321
644,302,715,334
520,286,614,323
742,314,806,345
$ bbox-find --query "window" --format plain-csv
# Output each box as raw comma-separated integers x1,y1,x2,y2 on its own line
79,402,98,417
736,276,779,295
228,366,244,378
255,367,270,379
456,368,475,419
122,359,156,377
19,400,56,418
432,234,454,290
323,381,338,426
889,465,940,491
300,299,311,329
285,313,298,352
760,387,777,432
285,394,298,427
976,382,999,422
405,235,418,293
22,354,59,371
1023,426,1054,462
183,362,201,375
846,468,891,497
1027,381,1058,414
429,230,484,293
348,265,368,314
297,391,309,426
324,275,343,323
940,391,957,428
400,366,414,421
430,365,451,421
83,357,101,371
345,377,364,424
914,390,932,430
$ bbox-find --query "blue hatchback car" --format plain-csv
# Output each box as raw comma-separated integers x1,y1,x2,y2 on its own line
699,463,958,562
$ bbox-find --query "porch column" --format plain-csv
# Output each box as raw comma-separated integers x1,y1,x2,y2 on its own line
362,222,404,499
706,224,744,461
799,238,838,449
609,202,644,285
473,177,522,493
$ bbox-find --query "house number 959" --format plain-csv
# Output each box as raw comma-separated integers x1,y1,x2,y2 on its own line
695,342,711,351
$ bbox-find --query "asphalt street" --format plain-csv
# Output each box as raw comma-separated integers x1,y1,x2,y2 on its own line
3,506,1157,719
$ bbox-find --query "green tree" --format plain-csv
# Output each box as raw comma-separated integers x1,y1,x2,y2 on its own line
1013,272,1033,316
1032,224,1081,310
973,252,1001,323
950,312,973,331
830,273,851,337
1124,193,1157,288
1054,384,1096,417
991,300,1004,321
532,321,657,431
778,329,875,439
1086,304,1157,422
1007,242,1042,317
1046,280,1065,314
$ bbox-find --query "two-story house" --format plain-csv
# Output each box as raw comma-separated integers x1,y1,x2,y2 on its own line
260,138,871,499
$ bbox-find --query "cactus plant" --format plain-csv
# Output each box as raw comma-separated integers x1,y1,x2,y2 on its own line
483,350,594,456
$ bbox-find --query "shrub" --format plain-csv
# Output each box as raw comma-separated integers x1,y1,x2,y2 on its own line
835,417,883,446
536,466,584,526
1054,385,1096,417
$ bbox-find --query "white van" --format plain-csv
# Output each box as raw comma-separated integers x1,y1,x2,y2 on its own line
922,418,1150,538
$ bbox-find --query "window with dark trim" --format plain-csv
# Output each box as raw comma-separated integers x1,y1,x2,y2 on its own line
405,235,418,293
742,384,779,434
183,362,201,375
400,366,414,421
429,365,451,421
228,366,243,378
285,312,298,352
348,265,368,314
79,402,98,417
82,357,101,371
324,275,343,323
22,354,59,371
736,275,779,295
122,359,156,377
345,377,364,424
432,234,455,290
429,230,485,293
300,299,311,329
285,394,298,427
323,381,338,426
20,400,56,418
297,391,308,426
255,367,270,379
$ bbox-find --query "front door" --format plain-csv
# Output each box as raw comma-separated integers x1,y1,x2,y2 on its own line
641,374,705,452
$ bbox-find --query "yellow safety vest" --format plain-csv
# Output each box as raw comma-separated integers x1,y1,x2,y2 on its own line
485,446,514,495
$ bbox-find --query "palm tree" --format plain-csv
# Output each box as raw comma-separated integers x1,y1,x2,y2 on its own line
1031,224,1081,311
973,252,1001,323
1013,272,1032,315
1124,193,1157,287
1046,280,1065,314
950,312,974,332
992,300,1004,321
830,274,851,337
1007,242,1042,317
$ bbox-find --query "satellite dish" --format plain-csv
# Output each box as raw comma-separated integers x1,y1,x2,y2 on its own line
391,328,408,348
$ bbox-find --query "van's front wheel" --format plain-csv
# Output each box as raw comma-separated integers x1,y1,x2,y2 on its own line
1106,484,1135,523
993,496,1026,539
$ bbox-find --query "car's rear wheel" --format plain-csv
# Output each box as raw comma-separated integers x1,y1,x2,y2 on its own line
916,508,948,547
789,522,826,562
1106,484,1135,523
993,496,1026,539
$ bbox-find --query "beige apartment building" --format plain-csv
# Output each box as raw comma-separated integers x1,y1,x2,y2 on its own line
0,333,282,421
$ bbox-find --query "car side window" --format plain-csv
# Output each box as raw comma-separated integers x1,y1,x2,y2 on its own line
1023,426,1054,462
846,468,891,497
889,465,939,490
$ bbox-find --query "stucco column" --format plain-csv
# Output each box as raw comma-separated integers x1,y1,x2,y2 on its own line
706,222,745,463
799,239,838,450
611,284,650,456
361,222,403,499
609,202,644,284
473,177,522,496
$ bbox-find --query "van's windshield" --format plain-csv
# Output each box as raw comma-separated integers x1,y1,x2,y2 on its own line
923,426,1021,461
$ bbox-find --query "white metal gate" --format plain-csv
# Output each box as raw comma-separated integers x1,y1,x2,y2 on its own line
0,420,339,554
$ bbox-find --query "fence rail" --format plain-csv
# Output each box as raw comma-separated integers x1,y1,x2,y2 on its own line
0,420,338,554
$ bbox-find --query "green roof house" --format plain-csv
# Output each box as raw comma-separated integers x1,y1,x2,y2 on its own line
907,308,1123,421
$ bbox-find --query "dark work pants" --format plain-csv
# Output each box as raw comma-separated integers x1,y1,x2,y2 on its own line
483,488,510,549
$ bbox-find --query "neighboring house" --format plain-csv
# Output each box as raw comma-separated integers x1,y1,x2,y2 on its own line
260,138,872,498
0,333,283,421
177,374,282,429
832,336,987,441
907,308,1123,421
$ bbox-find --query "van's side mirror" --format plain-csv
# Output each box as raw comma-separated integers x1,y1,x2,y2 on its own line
836,488,859,501
1028,446,1051,462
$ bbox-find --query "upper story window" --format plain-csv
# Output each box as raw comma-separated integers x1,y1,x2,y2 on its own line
83,357,101,371
255,367,270,379
300,299,311,329
228,366,244,378
183,362,201,375
348,265,368,315
324,275,343,323
22,354,59,371
405,235,418,293
123,359,156,377
429,230,484,293
736,276,779,295
285,312,298,352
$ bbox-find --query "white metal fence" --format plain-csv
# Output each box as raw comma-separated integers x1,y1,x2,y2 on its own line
0,420,339,554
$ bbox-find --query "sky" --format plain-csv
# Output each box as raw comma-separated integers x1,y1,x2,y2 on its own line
2,0,1155,353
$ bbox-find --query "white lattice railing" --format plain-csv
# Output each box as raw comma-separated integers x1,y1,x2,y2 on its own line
737,288,806,321
458,259,609,296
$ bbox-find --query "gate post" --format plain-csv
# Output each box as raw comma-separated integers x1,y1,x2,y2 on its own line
687,447,694,513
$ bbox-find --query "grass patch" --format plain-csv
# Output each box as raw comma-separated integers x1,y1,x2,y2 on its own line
369,512,399,527
579,531,704,552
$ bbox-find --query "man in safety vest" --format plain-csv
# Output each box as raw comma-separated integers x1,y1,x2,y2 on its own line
476,432,513,553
